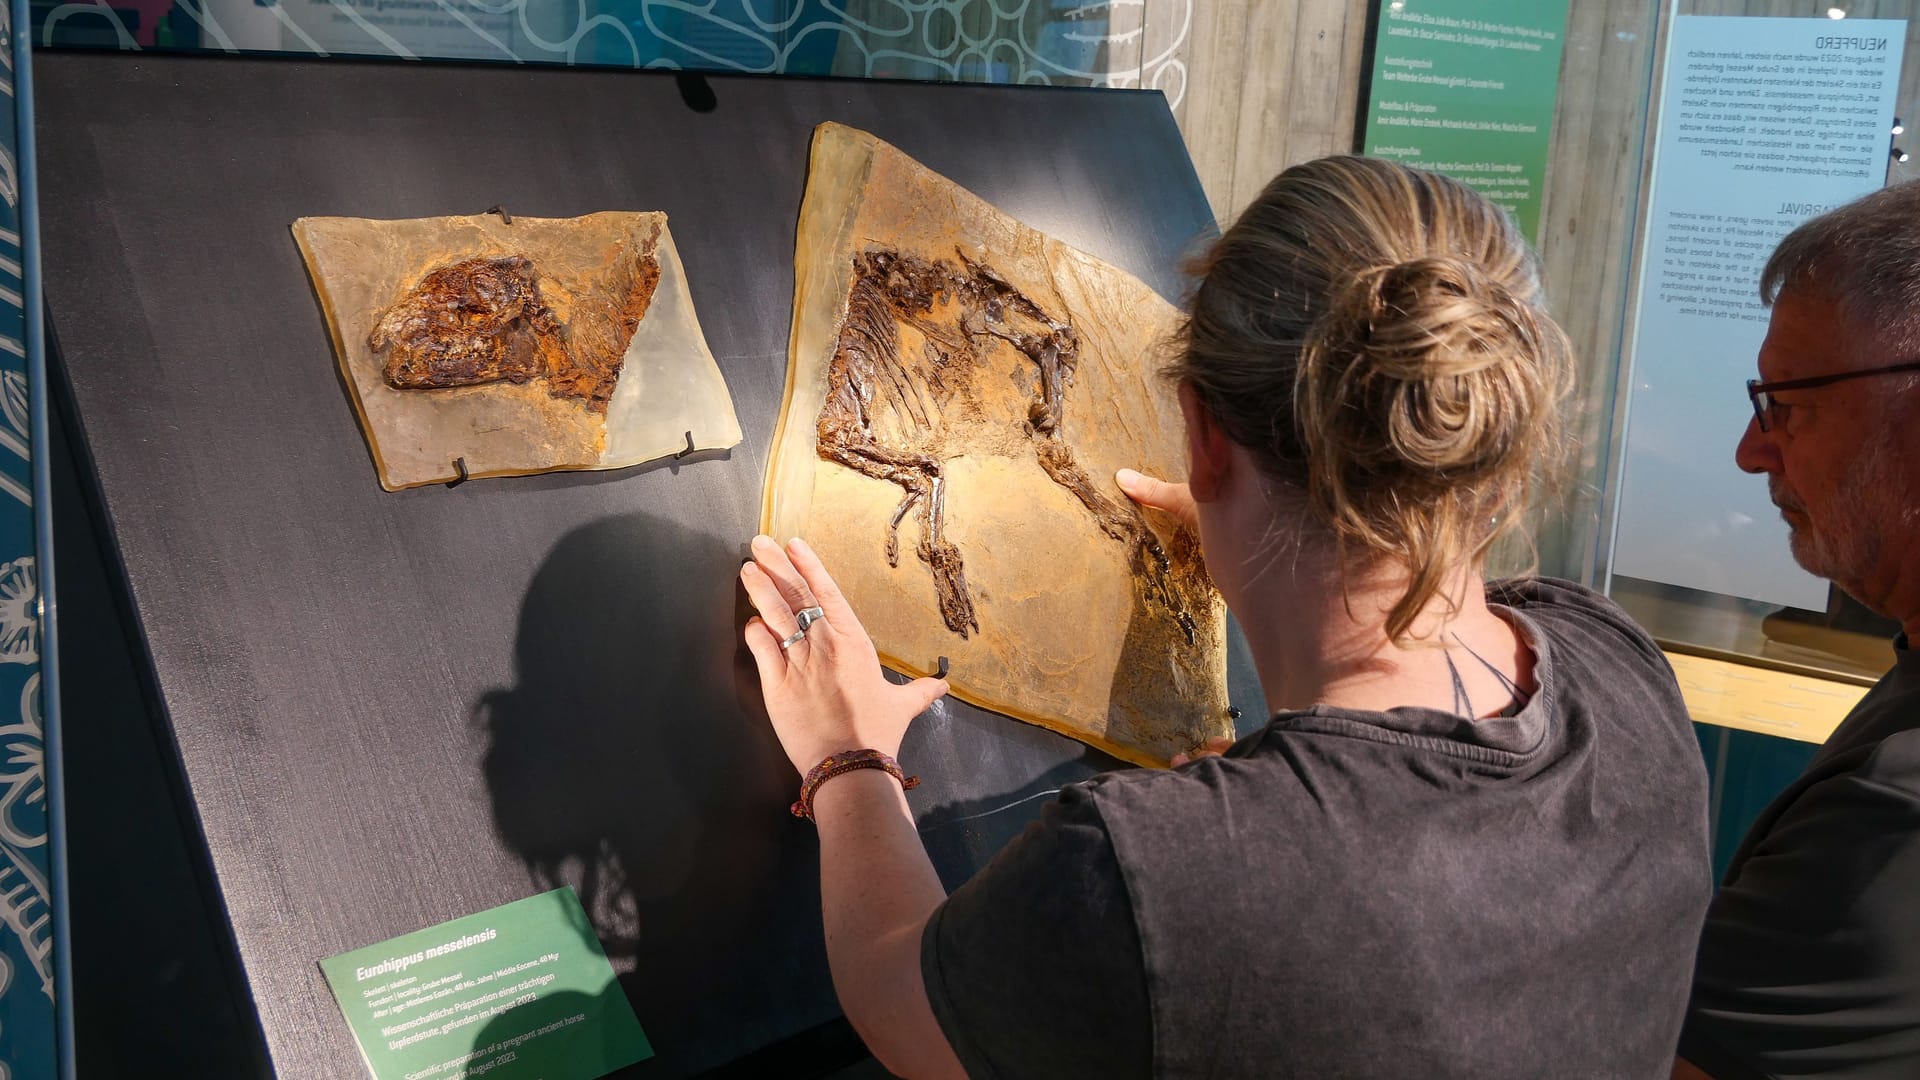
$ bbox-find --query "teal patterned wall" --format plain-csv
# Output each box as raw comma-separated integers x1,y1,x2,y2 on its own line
30,0,1193,104
0,0,55,1073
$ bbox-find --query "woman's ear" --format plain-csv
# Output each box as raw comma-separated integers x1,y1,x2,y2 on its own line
1179,381,1234,503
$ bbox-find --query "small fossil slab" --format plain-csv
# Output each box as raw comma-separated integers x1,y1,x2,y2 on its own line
295,211,739,490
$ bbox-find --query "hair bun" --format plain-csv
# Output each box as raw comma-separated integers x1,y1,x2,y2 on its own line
1171,155,1575,642
1301,256,1550,493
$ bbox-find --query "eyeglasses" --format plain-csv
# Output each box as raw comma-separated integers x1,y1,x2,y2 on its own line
1747,359,1920,432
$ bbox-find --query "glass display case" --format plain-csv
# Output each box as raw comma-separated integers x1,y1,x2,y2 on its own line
1346,0,1920,895
1599,1,1918,693
21,1,1920,1075
30,0,1191,90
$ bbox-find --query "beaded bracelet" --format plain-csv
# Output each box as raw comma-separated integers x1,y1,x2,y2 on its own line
790,749,920,821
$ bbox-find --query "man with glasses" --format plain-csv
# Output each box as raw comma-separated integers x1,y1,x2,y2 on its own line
1676,178,1920,1080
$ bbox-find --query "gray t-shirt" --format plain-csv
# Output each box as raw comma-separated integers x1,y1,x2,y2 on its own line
921,578,1712,1078
1680,637,1920,1079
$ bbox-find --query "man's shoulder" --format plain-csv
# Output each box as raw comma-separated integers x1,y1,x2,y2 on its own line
1683,663,1920,1078
1850,710,1920,797
1820,662,1920,792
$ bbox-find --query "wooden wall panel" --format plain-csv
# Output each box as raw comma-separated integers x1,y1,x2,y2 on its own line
1166,1,1264,221
1165,0,1371,224
823,0,1371,227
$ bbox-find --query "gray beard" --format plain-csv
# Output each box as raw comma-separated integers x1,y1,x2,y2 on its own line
1775,431,1916,600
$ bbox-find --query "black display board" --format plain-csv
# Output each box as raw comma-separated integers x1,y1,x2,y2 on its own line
36,51,1255,1076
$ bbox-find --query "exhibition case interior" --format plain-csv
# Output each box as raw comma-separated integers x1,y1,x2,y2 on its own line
32,41,1256,1079
16,0,1920,1076
1595,2,1920,686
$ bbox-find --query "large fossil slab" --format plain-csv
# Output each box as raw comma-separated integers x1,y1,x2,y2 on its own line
763,123,1230,767
295,211,742,490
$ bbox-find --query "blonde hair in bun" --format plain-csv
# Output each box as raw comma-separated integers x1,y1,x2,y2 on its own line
1172,156,1573,643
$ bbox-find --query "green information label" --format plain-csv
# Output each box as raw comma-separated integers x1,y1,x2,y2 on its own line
319,888,652,1080
1361,0,1571,242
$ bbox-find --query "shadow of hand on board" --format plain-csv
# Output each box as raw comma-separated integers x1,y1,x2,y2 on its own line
476,512,842,1076
476,511,1157,1075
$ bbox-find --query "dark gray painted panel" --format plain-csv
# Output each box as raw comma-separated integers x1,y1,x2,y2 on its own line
36,52,1254,1076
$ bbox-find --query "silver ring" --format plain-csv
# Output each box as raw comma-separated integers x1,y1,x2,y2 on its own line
780,607,826,651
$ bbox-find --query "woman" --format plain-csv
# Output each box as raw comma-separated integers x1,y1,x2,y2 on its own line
739,156,1710,1078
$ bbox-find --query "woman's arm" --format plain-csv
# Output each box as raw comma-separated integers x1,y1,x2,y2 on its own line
738,535,965,1079
813,771,965,1079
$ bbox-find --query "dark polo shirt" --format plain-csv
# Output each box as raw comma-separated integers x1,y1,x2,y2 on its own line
1681,637,1920,1079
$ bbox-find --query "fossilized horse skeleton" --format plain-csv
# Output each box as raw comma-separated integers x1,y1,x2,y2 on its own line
816,247,1194,644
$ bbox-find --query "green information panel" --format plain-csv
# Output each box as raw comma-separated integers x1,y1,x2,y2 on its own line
1361,0,1571,242
320,888,653,1080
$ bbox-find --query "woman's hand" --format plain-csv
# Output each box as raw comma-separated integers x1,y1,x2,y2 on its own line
1120,468,1230,770
1170,735,1235,767
1116,468,1198,532
740,535,949,773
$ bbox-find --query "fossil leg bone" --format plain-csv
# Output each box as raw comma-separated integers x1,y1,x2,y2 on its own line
816,247,1190,644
